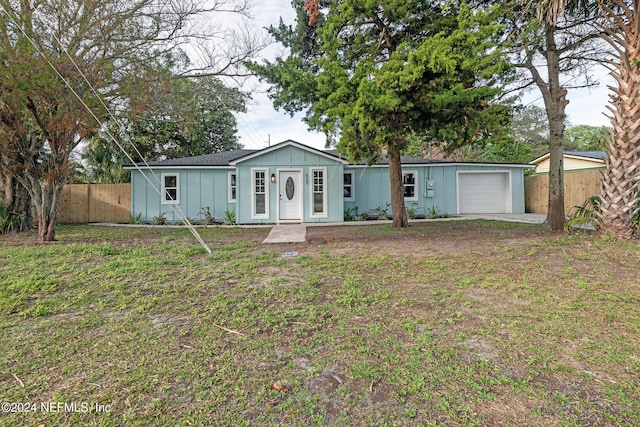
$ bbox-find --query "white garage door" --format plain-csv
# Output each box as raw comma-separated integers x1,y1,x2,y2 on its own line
458,172,511,214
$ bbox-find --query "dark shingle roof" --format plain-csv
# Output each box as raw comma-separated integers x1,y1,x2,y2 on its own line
128,143,528,168
136,149,258,167
565,151,607,160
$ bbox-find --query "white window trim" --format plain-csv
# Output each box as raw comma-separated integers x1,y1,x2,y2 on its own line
343,171,355,201
251,168,269,219
161,173,180,205
228,171,237,203
310,167,328,218
403,170,419,202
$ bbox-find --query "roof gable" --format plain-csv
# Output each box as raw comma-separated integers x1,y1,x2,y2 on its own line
229,140,347,165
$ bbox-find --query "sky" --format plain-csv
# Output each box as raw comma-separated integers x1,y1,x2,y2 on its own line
232,0,614,151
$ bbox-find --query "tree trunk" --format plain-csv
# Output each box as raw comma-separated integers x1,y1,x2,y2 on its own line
32,181,63,242
544,24,569,231
0,169,32,228
387,143,409,228
597,0,640,240
37,210,57,241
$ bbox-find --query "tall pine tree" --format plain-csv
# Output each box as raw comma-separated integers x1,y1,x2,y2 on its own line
251,0,513,227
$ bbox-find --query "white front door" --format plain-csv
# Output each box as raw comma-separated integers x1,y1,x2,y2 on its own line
279,171,303,221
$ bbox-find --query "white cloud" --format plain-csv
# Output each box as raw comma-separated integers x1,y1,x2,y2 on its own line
231,0,326,149
522,64,613,128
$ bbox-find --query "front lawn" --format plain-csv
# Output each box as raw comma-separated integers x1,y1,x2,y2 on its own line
0,222,638,426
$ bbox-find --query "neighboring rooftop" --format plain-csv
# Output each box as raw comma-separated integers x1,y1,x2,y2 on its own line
564,151,608,160
531,150,608,164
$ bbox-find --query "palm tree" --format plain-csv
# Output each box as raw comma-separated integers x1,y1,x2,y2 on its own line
539,0,640,239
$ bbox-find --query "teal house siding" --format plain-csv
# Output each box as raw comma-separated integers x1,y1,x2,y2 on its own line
126,140,531,224
232,143,346,224
344,166,454,217
343,164,528,217
129,168,233,223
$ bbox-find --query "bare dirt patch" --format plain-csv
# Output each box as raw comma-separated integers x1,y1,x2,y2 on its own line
303,221,553,256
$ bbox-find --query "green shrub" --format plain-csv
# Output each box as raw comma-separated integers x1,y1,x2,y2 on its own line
223,209,236,225
151,212,167,225
426,205,442,219
199,207,216,225
370,203,391,220
344,207,356,221
0,202,28,233
129,212,142,224
406,203,421,219
565,196,600,232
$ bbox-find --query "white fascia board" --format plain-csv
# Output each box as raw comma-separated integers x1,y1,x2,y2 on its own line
563,154,605,163
530,153,550,165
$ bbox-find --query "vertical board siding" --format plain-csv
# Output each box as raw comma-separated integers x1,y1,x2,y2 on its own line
127,145,529,224
58,184,131,224
344,165,526,217
130,169,233,223
235,145,345,223
525,170,603,214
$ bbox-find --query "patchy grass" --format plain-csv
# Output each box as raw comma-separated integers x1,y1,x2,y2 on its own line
0,222,639,426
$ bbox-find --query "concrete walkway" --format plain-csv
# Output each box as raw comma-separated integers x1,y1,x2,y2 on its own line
262,223,307,244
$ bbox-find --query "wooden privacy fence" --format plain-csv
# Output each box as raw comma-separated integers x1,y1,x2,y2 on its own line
57,184,131,224
525,170,603,215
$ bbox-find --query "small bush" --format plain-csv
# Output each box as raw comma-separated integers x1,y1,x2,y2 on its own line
426,205,442,219
353,212,369,222
0,202,28,233
370,203,391,220
407,203,421,219
565,196,600,232
344,207,356,221
152,212,167,225
199,207,216,225
223,209,236,225
129,212,142,224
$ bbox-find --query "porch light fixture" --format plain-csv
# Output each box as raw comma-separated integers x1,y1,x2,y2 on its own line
271,173,276,183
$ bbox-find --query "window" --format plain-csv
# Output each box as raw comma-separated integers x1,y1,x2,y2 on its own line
403,171,418,201
228,172,237,203
343,172,354,200
161,173,179,204
311,168,327,217
252,169,268,218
